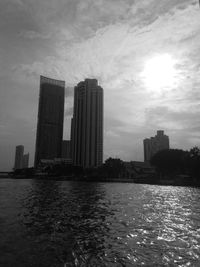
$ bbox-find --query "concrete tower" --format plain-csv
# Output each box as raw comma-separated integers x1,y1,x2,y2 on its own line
71,79,103,168
22,153,29,169
34,76,65,167
14,145,24,170
143,130,169,162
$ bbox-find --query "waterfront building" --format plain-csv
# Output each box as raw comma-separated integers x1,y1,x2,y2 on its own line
62,140,71,159
14,145,24,170
143,130,169,162
34,76,65,167
22,153,29,169
71,79,103,168
123,161,155,179
39,157,72,170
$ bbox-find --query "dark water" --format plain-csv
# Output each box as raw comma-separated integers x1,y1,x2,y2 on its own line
0,179,200,266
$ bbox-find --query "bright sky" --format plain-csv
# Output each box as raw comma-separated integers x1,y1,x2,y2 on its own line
0,0,200,170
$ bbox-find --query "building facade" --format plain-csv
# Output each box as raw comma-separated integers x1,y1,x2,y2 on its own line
71,79,103,168
14,145,24,170
62,140,71,159
22,153,29,169
34,76,65,167
143,130,169,162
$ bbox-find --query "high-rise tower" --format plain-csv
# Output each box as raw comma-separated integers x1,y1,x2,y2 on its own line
34,76,65,167
22,153,29,169
71,79,103,168
14,145,24,170
143,130,169,162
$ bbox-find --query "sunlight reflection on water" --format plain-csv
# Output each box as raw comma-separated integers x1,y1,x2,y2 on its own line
0,180,200,266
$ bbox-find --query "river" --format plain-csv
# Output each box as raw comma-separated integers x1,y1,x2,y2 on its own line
0,179,200,266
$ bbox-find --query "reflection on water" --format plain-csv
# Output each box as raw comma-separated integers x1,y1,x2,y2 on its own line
0,179,200,266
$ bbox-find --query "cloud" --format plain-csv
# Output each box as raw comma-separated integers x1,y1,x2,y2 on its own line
65,86,74,97
145,106,199,127
64,106,73,117
12,60,63,81
19,30,50,40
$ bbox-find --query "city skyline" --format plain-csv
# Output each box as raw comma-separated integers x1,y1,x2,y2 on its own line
13,75,173,170
0,0,200,170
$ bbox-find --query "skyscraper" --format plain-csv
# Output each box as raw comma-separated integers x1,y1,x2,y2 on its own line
14,145,24,170
143,130,169,162
22,153,29,169
71,79,103,168
34,76,65,167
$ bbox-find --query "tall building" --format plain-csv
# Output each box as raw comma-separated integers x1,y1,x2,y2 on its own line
71,79,103,168
34,76,65,167
14,145,24,170
143,130,169,162
22,153,29,169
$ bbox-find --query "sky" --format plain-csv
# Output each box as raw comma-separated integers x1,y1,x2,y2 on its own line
0,0,200,171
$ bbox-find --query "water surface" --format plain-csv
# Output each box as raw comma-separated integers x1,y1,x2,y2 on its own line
0,179,200,266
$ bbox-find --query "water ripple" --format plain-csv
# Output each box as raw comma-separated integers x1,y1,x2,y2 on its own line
0,180,200,266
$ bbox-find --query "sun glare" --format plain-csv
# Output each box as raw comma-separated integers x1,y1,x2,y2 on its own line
141,54,177,93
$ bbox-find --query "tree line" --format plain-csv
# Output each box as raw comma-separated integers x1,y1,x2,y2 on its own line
12,146,200,186
150,146,200,182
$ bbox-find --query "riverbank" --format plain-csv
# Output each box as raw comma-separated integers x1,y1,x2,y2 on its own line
7,174,200,187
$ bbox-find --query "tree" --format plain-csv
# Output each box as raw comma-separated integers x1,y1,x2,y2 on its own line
189,146,200,157
188,147,200,179
103,158,125,178
150,149,187,176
